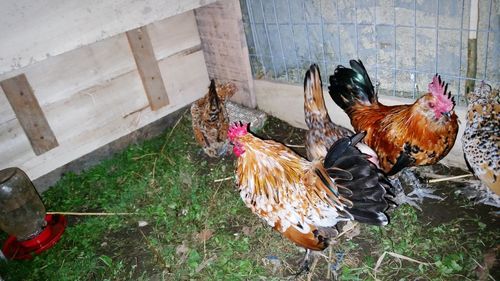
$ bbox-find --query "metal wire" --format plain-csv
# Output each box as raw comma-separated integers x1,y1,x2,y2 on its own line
241,0,499,104
483,0,493,79
258,0,277,78
271,0,289,81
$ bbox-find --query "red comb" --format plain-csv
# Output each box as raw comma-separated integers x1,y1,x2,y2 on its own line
227,122,248,141
428,74,446,95
428,74,455,111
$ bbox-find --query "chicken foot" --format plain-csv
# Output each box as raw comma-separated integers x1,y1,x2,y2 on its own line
294,249,312,277
390,169,444,210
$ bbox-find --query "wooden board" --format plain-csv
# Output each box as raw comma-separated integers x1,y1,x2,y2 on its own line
195,0,256,108
0,74,58,155
0,9,209,180
127,27,169,110
0,34,137,106
0,118,34,168
0,87,16,124
147,10,202,61
0,0,217,75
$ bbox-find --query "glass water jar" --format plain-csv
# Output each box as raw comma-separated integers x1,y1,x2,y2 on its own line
0,167,46,241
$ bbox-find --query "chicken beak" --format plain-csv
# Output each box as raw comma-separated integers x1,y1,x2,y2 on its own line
442,111,451,119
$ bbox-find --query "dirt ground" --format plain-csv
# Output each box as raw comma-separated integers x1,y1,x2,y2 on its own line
1,115,499,280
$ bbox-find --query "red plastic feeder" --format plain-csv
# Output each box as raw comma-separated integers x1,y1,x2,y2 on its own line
0,167,66,260
2,214,67,260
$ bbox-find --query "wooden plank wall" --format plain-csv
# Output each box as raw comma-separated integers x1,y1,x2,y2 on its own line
0,0,217,75
0,10,209,180
195,0,256,108
126,27,170,110
1,74,59,155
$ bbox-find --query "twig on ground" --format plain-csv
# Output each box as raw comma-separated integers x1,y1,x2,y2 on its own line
374,251,432,278
132,153,157,160
471,257,496,281
47,212,135,216
195,255,217,273
285,144,305,148
427,174,473,183
214,176,234,183
326,246,333,279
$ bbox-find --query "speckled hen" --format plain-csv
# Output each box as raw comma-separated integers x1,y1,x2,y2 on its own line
462,82,500,197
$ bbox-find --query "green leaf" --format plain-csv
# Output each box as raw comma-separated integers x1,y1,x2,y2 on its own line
98,255,113,268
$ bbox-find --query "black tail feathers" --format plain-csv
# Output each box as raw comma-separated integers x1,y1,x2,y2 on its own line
208,79,219,107
328,59,377,112
324,132,391,226
207,79,221,120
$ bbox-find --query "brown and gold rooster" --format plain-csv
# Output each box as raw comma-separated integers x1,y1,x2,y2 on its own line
228,122,390,272
191,79,236,157
329,59,459,207
304,63,379,167
462,82,499,206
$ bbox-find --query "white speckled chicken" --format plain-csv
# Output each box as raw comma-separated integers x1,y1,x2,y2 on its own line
462,82,500,205
228,122,391,271
191,79,236,157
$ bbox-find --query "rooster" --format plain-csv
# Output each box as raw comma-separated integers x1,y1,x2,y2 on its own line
191,79,236,157
329,59,459,207
228,122,390,272
462,82,499,206
304,63,379,167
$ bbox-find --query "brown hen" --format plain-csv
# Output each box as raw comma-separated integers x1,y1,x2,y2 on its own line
191,79,236,157
329,59,459,207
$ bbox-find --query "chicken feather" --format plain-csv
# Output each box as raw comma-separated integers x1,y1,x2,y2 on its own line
191,79,236,157
328,59,459,176
304,63,379,167
228,123,390,251
462,83,500,195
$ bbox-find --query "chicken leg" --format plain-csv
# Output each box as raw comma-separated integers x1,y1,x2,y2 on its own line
390,168,444,210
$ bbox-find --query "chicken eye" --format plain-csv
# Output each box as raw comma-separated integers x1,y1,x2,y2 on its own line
428,102,435,108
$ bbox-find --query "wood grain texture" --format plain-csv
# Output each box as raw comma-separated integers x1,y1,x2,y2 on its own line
195,0,256,108
0,10,209,180
0,0,217,75
148,10,202,61
126,27,169,110
1,74,58,155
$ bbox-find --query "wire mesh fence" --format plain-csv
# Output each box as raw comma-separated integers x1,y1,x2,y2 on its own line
240,0,499,106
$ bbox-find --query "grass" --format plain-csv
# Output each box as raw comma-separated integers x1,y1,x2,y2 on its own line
1,113,498,280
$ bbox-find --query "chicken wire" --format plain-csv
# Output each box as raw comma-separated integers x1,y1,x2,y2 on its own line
240,0,499,106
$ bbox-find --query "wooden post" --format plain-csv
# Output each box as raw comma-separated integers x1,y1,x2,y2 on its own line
465,0,479,93
1,74,59,155
126,27,169,110
195,0,256,108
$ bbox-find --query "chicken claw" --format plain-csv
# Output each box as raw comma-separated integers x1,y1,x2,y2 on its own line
390,169,444,211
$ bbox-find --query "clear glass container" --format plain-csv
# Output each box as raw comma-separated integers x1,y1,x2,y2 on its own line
0,167,46,241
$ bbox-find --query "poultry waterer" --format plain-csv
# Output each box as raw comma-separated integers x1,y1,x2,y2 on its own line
0,167,66,260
